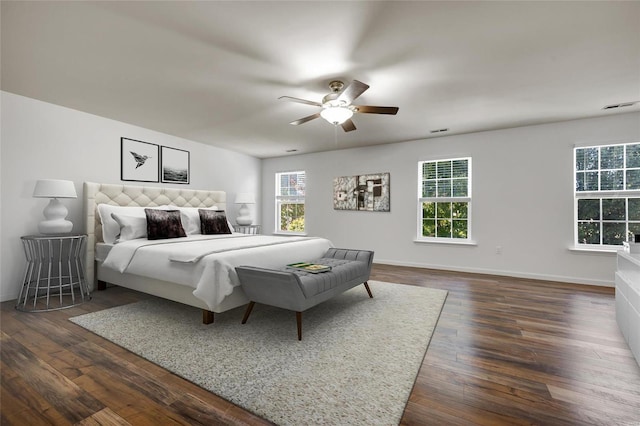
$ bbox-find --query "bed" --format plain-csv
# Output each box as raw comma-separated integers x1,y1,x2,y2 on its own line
83,182,332,323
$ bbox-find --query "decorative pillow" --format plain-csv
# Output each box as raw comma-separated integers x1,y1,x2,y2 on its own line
111,213,147,242
176,206,218,235
199,209,232,235
145,209,187,240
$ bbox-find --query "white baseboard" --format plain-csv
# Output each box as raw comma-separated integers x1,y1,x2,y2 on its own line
373,259,614,288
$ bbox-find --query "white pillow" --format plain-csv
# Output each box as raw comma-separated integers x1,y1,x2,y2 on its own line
111,213,147,242
97,204,170,244
176,206,218,235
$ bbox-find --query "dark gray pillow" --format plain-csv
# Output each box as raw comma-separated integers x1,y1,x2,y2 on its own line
144,209,186,240
199,209,232,235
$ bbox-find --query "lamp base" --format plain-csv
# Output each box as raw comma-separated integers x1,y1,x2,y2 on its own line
39,198,73,234
38,220,73,234
236,216,253,226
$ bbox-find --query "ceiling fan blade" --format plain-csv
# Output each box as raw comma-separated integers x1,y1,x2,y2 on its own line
337,80,369,104
290,112,321,125
278,96,322,107
341,119,357,132
353,105,399,115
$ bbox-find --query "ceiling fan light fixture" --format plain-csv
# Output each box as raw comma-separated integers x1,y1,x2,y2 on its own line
320,105,353,125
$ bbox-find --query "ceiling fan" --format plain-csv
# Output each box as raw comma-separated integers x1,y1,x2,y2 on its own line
279,80,399,132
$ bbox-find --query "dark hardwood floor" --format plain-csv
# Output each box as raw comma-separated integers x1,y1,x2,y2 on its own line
2,264,639,425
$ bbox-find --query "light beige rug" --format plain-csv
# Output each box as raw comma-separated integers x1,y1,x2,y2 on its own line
70,280,447,425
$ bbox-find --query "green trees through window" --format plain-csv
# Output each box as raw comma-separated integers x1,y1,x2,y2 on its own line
276,171,305,233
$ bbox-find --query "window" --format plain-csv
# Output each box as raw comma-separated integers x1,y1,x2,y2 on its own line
575,143,640,247
418,158,471,241
276,171,305,233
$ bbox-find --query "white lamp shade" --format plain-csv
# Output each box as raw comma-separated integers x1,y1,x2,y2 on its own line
235,193,255,204
33,179,77,199
320,106,354,125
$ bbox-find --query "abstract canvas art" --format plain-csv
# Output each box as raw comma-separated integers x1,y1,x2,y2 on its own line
333,172,390,211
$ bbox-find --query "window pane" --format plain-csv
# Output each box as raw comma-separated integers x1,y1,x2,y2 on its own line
452,159,468,178
437,202,451,218
576,147,598,171
578,222,600,244
602,198,625,220
626,144,640,168
437,180,451,197
603,222,625,245
452,220,467,238
452,179,468,197
600,145,624,169
422,202,435,219
600,170,623,191
629,223,640,241
578,199,600,221
452,202,468,219
576,172,585,191
437,161,452,179
629,198,640,221
584,172,599,191
423,181,436,197
422,219,436,237
437,219,451,237
423,162,436,180
626,170,640,190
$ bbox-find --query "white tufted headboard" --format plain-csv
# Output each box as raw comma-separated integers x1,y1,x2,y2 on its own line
83,182,226,289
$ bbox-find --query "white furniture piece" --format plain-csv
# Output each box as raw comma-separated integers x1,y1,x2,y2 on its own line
615,250,640,366
33,179,77,234
17,234,90,312
235,193,255,225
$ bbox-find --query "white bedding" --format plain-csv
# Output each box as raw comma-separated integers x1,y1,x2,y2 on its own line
100,234,333,310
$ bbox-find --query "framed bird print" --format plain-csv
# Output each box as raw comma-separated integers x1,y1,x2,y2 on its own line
161,146,190,184
121,137,160,182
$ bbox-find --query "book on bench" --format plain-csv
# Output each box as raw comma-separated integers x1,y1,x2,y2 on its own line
286,262,332,274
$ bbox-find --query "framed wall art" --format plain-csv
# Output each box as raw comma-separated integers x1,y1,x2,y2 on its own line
161,146,190,184
333,172,390,211
121,137,159,182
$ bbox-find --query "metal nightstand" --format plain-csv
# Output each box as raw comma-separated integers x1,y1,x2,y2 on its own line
233,224,261,235
17,234,91,312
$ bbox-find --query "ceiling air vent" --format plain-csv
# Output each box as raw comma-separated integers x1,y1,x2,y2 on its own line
602,101,638,110
430,128,449,134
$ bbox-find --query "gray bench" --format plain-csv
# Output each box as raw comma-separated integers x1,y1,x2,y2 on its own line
235,248,374,340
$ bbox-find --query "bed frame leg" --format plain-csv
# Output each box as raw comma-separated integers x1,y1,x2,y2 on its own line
203,310,214,324
97,280,107,291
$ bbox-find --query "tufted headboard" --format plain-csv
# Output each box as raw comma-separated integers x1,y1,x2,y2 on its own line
83,182,226,289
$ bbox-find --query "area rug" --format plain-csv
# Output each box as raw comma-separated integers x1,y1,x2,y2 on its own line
70,281,447,425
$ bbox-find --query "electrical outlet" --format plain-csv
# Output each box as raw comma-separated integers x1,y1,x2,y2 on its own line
496,246,502,254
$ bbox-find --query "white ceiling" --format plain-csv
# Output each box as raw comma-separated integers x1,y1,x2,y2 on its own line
2,1,639,159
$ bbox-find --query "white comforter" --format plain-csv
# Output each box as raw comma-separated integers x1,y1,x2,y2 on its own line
101,234,333,310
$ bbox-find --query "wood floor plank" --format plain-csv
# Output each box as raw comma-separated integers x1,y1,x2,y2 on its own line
2,264,640,425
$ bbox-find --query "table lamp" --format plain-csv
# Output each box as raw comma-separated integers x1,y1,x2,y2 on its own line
33,179,77,234
235,193,255,225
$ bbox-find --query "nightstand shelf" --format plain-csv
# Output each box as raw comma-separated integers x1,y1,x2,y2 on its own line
17,234,90,312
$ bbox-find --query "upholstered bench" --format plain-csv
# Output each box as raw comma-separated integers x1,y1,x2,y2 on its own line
235,248,374,340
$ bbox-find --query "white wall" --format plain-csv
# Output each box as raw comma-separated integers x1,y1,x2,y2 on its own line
262,112,640,287
0,91,261,302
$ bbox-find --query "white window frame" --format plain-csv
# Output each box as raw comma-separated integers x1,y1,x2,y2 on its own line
275,170,306,235
417,157,472,243
574,142,640,248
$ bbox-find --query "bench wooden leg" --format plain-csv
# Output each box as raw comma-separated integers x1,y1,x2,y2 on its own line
203,310,214,324
296,311,302,341
364,281,373,298
242,301,255,324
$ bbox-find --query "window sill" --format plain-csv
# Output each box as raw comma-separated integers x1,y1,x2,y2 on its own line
414,238,477,246
568,246,620,255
